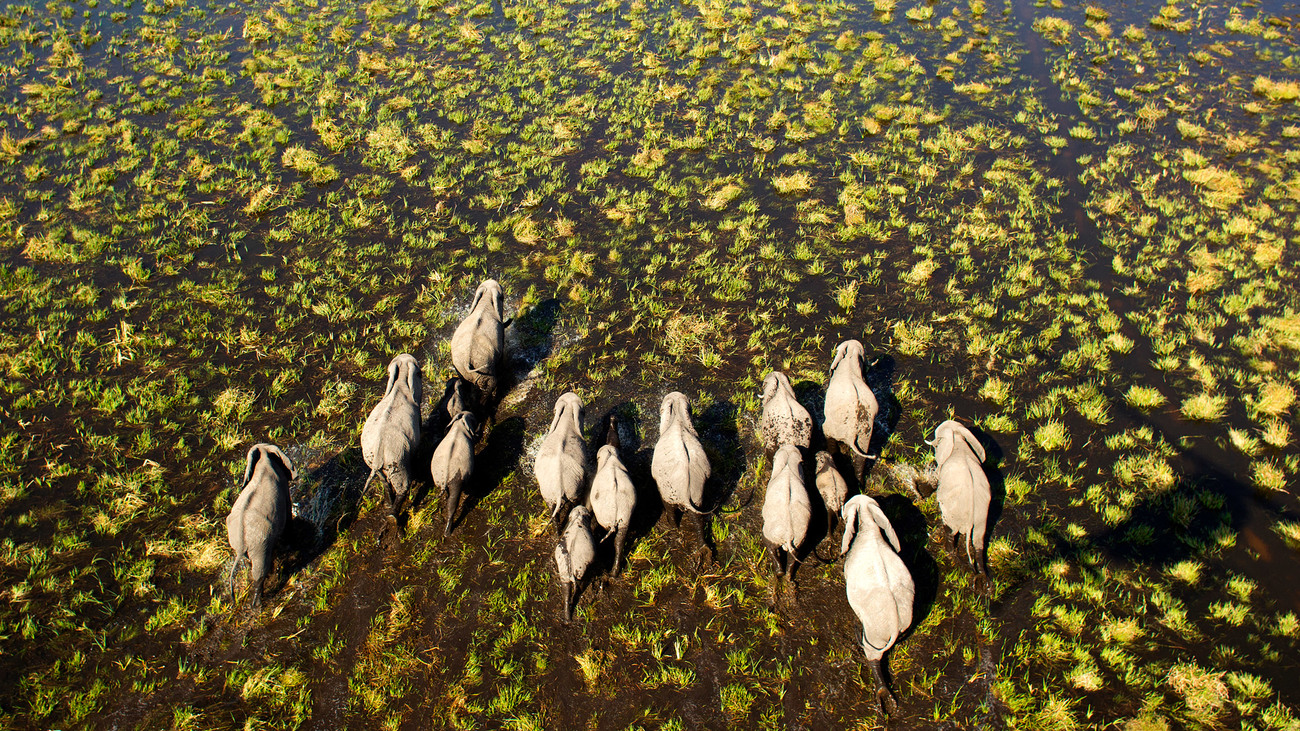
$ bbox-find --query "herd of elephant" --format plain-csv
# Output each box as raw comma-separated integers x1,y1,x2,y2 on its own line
224,280,995,712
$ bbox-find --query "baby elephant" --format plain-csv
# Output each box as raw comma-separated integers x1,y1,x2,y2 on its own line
435,377,473,437
651,392,713,547
535,392,588,532
823,340,879,480
813,451,850,534
760,371,812,453
361,353,423,520
431,411,477,536
841,495,914,715
450,279,507,406
589,417,636,576
226,443,297,609
927,419,991,574
762,444,811,581
554,505,596,621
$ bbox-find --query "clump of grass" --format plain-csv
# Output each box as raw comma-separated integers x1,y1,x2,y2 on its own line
1251,461,1287,493
1034,17,1072,45
1262,420,1290,447
1254,381,1295,416
771,172,813,195
1124,385,1167,410
282,146,340,185
1034,420,1070,451
980,377,1011,405
1252,76,1300,102
1180,393,1227,421
1166,663,1229,719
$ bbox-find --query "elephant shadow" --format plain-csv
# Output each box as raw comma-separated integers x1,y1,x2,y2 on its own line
863,352,902,479
600,402,661,576
875,492,941,636
503,297,561,393
965,425,1007,553
275,447,370,588
452,415,527,533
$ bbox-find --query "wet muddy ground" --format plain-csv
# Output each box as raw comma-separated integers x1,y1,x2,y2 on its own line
1,0,1299,727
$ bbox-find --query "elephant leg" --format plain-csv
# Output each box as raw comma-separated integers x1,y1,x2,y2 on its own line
868,658,896,715
445,476,462,537
696,512,715,561
974,547,987,576
785,548,797,582
563,581,574,622
613,525,628,577
249,552,268,609
227,554,242,604
852,452,867,482
554,497,572,534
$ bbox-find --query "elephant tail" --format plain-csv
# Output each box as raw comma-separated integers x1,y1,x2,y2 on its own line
362,465,381,494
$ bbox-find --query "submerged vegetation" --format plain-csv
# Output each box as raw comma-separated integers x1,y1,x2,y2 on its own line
0,0,1298,726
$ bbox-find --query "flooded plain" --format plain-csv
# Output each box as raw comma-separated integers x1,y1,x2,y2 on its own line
1,0,1299,727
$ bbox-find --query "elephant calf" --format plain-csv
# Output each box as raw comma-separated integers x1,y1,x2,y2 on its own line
841,495,914,715
651,391,713,548
928,419,991,574
589,416,636,576
823,339,879,480
535,392,588,532
760,371,811,453
450,279,507,407
431,411,477,536
361,353,423,520
226,443,296,609
814,450,850,534
762,443,811,581
554,505,596,621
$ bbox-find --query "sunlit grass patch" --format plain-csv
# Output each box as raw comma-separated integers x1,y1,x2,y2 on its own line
1124,385,1166,410
1034,420,1070,452
1180,393,1227,421
771,171,812,195
1252,76,1300,103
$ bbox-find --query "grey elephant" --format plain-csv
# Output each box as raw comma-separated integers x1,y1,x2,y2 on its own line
535,392,588,532
927,419,991,574
762,443,811,581
814,450,850,534
589,416,636,576
226,443,297,609
450,279,507,406
841,494,914,715
361,353,423,520
435,377,473,437
554,505,596,621
760,371,812,453
431,411,477,536
823,340,879,479
651,392,714,548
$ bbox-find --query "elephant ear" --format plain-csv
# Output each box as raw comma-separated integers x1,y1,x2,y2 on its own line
933,425,956,466
956,423,986,463
384,357,401,397
491,287,504,318
840,498,862,556
830,343,846,374
405,358,420,400
761,373,778,404
867,500,901,554
264,445,298,481
569,398,583,435
549,402,566,435
242,445,263,489
471,284,486,314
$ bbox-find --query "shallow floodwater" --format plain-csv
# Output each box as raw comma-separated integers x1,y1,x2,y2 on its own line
1,0,1298,727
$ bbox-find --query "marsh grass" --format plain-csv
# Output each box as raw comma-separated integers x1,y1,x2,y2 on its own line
0,0,1298,726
